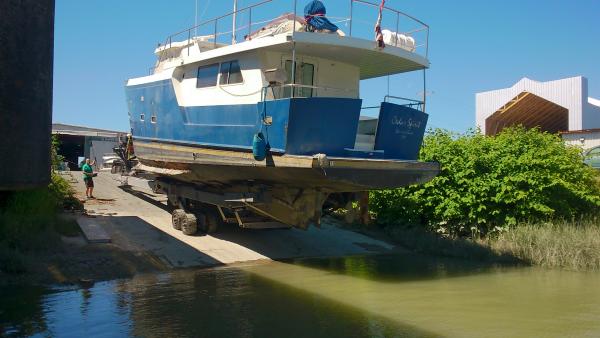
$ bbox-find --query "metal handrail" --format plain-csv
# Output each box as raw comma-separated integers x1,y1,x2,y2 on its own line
359,95,424,112
261,83,359,100
157,0,274,62
349,0,429,58
352,0,429,27
384,95,423,104
157,0,429,58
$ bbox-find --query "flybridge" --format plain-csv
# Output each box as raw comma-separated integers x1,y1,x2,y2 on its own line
149,0,431,98
156,0,429,60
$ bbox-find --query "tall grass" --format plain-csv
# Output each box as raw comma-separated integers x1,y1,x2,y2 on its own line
379,218,600,271
0,172,81,274
488,219,600,271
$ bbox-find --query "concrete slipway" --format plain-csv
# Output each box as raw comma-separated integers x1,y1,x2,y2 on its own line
69,172,396,269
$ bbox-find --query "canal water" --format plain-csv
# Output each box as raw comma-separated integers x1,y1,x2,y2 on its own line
2,253,600,337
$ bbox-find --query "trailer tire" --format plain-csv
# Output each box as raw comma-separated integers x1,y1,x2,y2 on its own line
172,209,186,230
181,213,198,235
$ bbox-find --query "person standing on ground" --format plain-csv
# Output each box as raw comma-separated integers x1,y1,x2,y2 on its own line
82,158,96,199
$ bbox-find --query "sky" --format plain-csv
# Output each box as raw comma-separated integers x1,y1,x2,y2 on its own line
53,0,600,132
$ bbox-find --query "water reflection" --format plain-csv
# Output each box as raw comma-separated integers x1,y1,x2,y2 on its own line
2,254,600,338
285,253,511,282
118,267,433,338
0,286,49,337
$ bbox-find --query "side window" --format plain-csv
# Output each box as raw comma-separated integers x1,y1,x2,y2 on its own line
219,60,244,85
196,63,219,88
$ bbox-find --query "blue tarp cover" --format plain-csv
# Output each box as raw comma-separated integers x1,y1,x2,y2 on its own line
303,0,338,32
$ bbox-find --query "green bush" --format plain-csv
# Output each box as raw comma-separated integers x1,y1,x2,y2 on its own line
0,173,77,248
370,127,600,236
50,134,64,170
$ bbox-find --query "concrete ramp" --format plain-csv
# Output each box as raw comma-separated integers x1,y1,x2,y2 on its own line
70,173,398,268
77,216,111,243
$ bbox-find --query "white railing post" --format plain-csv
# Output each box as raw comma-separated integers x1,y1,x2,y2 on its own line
422,69,427,112
291,0,298,98
232,0,238,44
349,0,353,36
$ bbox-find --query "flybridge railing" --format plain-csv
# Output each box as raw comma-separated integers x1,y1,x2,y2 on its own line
158,0,274,62
349,0,429,58
362,95,425,112
262,83,359,100
156,0,429,62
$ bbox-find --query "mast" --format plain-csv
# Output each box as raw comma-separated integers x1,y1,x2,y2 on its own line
194,0,198,36
232,0,238,44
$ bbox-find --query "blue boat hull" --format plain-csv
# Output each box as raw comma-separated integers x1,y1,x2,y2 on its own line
125,79,429,160
126,80,363,157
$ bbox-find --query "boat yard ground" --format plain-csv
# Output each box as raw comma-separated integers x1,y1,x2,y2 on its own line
1,172,398,285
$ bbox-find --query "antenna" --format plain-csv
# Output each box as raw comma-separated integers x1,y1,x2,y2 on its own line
195,0,198,36
232,0,238,44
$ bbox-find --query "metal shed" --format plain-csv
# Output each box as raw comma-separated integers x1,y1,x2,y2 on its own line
52,123,124,170
476,76,600,136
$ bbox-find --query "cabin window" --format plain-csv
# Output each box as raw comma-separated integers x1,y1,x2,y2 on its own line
283,60,314,98
196,63,219,88
219,60,243,85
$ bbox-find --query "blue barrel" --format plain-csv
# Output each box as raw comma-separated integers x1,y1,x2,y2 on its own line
253,132,267,161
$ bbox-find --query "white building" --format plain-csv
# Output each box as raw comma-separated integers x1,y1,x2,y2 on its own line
561,129,600,151
52,123,125,170
475,77,600,149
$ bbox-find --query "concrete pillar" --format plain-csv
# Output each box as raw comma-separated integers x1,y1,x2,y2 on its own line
0,0,55,190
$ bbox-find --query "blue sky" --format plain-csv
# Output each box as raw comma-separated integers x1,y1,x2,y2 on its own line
53,0,600,132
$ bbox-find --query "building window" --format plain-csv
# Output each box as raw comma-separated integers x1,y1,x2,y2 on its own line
151,115,157,123
219,60,244,85
196,63,219,88
140,113,145,121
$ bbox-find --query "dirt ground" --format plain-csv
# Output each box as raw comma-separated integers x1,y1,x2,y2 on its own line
3,171,400,286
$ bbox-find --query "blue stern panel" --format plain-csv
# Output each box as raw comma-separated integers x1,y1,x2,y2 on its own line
374,102,428,160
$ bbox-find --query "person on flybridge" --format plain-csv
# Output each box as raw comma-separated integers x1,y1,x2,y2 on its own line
303,0,345,36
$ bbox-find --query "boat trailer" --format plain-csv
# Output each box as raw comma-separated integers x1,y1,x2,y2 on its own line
149,178,349,235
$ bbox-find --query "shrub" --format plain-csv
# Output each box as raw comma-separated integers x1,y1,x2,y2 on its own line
370,127,600,236
50,134,64,170
0,173,77,248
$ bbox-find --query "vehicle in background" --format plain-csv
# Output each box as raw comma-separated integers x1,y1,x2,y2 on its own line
584,146,600,169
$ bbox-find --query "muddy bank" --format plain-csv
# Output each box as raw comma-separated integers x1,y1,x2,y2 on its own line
0,214,168,287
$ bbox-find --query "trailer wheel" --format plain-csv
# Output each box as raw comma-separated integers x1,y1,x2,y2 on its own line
181,213,198,235
171,209,186,230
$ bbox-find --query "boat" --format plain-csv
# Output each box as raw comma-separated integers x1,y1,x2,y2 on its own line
124,0,439,233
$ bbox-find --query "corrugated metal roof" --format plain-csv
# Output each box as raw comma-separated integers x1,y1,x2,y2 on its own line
52,123,124,138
